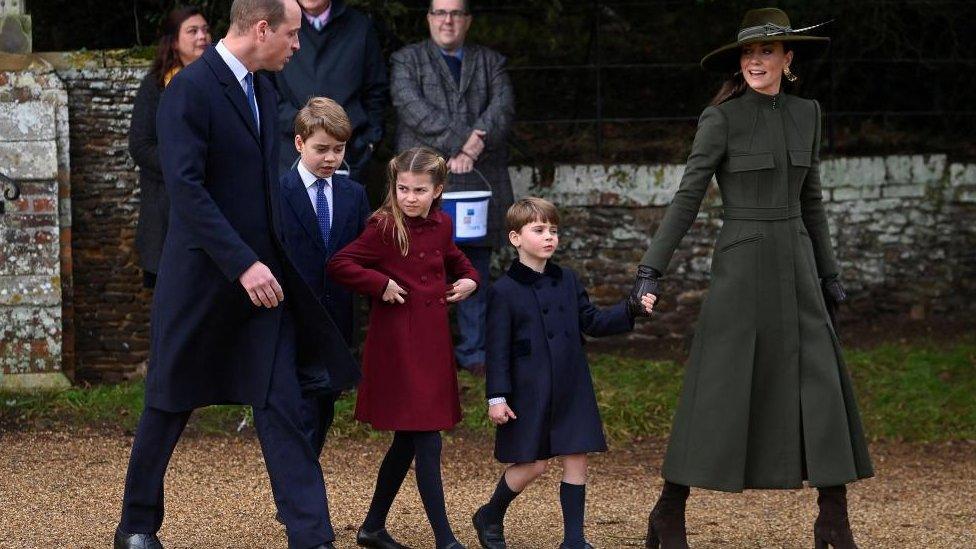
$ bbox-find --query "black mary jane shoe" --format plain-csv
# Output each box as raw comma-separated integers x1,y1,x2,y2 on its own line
113,529,164,549
472,505,507,549
356,526,411,549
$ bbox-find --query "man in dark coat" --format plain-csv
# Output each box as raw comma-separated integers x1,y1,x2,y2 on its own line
114,2,358,548
390,0,516,376
273,0,389,179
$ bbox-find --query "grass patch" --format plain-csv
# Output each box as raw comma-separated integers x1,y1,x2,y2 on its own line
3,340,973,443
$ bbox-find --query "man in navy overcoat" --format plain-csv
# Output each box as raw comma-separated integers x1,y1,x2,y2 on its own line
114,2,358,548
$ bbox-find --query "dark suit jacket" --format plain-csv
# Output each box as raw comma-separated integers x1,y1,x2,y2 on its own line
129,72,168,274
273,0,389,174
148,45,359,412
279,168,371,344
390,39,515,248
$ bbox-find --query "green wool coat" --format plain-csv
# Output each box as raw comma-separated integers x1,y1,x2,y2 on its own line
643,87,874,492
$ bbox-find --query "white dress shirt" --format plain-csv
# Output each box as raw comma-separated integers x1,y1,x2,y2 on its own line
298,160,333,221
215,40,259,131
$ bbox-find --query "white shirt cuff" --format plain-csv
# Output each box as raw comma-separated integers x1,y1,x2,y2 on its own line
487,397,507,406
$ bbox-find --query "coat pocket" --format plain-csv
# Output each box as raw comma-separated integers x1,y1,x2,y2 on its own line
512,339,531,358
727,152,774,172
718,233,764,253
789,149,813,167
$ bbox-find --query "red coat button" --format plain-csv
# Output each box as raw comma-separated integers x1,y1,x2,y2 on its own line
419,252,426,259
421,275,428,282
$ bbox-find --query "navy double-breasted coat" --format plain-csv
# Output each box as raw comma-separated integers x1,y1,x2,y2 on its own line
147,46,359,412
486,261,634,463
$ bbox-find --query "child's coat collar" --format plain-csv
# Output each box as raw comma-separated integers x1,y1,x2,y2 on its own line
507,259,563,285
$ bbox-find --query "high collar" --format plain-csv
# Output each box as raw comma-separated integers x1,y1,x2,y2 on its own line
404,208,443,227
506,259,563,285
743,85,785,109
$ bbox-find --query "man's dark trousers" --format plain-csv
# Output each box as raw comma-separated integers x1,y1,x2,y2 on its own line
119,311,335,547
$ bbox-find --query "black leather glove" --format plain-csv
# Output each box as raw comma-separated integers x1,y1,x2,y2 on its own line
821,275,847,330
628,265,662,318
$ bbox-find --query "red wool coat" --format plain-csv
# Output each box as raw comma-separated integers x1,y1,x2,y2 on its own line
327,209,480,431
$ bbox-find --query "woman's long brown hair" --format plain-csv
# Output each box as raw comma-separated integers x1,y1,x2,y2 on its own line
150,7,206,87
374,147,449,256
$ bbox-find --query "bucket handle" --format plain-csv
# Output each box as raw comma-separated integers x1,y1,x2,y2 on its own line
448,167,493,194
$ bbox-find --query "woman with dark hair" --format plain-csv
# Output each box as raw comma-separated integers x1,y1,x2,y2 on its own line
129,7,211,288
627,8,874,549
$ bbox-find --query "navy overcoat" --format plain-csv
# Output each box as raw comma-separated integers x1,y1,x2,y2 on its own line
279,168,371,344
147,46,359,412
486,261,634,463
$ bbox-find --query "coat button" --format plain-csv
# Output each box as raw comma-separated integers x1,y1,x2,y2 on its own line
435,250,441,255
421,275,428,282
439,297,446,305
426,299,432,306
547,332,554,339
419,251,426,259
543,307,549,314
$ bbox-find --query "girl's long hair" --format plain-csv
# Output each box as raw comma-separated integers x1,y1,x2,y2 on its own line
709,44,795,106
150,6,206,87
374,147,449,257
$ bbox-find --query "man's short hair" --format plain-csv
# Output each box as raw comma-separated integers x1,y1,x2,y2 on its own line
230,0,287,33
506,197,560,233
294,97,353,142
429,0,469,12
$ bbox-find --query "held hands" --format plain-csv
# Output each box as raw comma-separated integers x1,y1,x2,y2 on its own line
383,278,408,304
446,278,478,303
627,264,662,318
462,129,487,160
239,261,284,308
488,402,517,425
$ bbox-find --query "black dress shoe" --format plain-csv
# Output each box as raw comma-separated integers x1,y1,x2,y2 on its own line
114,529,164,549
441,543,467,549
558,543,594,549
310,544,336,549
356,526,411,549
472,505,506,548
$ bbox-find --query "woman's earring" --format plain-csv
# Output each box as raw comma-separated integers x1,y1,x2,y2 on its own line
783,65,798,82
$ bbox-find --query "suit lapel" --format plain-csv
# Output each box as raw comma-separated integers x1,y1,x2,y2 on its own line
426,39,460,93
203,47,261,146
459,45,476,95
329,175,352,253
284,169,329,254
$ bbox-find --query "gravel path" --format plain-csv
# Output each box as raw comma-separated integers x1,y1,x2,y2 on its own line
1,429,973,548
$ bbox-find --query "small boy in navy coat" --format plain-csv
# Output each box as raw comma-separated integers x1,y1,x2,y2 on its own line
278,97,370,542
472,197,656,549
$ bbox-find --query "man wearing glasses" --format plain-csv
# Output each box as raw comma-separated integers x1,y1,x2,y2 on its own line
390,0,515,377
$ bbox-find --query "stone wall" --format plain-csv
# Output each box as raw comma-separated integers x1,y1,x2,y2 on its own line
0,55,71,388
5,56,973,383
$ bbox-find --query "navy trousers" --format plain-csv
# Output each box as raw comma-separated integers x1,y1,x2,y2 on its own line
118,312,333,548
454,245,492,369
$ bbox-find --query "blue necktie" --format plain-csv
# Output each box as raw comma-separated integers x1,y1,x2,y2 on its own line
243,73,259,130
315,179,331,247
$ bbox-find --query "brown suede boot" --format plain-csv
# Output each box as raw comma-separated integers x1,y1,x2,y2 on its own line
645,481,690,549
814,485,859,549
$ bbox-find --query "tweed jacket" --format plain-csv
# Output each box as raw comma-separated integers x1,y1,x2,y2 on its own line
390,39,515,248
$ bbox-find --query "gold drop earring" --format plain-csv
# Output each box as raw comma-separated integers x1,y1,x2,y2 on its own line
783,65,798,82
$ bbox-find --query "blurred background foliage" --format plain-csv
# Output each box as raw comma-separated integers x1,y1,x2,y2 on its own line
28,0,976,162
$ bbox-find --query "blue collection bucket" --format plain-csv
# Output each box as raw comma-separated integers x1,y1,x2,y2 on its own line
442,190,492,242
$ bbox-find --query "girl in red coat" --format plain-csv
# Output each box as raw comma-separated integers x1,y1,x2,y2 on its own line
328,147,480,549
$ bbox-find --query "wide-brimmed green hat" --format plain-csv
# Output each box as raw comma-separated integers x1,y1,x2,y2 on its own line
700,7,830,72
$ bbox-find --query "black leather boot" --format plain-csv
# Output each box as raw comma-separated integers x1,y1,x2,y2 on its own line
645,481,689,549
814,485,859,549
113,529,164,549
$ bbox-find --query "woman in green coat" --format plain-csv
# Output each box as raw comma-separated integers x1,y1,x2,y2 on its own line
627,8,874,549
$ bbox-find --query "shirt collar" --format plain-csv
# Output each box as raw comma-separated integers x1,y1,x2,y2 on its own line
440,46,464,60
298,160,332,190
304,6,331,27
215,40,251,85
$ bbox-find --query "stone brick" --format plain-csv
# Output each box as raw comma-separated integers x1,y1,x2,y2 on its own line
883,184,927,199
911,154,947,184
820,157,885,188
949,163,976,187
832,187,860,201
0,140,58,179
0,101,56,140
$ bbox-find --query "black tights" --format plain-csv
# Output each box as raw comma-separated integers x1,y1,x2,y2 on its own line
362,431,458,548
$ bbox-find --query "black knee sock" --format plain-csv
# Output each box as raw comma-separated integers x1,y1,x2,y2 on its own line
362,431,415,532
559,481,586,548
481,471,520,524
412,431,459,548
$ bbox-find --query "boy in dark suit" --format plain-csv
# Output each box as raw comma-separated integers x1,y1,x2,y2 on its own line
280,96,371,456
472,198,656,549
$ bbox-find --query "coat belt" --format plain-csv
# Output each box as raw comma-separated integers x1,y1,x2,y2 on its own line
722,204,802,221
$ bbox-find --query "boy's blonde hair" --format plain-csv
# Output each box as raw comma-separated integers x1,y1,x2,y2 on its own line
374,147,449,256
506,197,560,234
294,97,352,141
